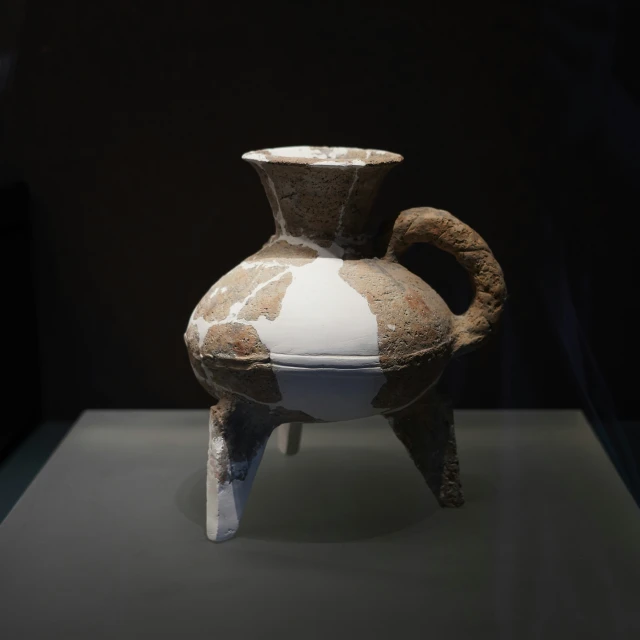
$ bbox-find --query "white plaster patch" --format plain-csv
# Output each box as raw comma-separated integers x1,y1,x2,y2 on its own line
250,254,386,421
336,167,360,237
211,436,225,457
207,443,266,542
264,170,288,235
194,316,215,348
251,257,376,358
387,324,396,331
269,365,385,421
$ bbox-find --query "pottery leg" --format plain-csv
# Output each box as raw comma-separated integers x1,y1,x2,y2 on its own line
386,387,464,507
277,422,303,455
207,397,274,542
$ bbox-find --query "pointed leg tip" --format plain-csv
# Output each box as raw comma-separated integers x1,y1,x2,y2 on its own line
438,495,465,508
206,526,238,542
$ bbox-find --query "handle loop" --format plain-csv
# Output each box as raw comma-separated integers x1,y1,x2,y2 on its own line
384,207,507,356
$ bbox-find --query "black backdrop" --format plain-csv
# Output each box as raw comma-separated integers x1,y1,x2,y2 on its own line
1,1,639,495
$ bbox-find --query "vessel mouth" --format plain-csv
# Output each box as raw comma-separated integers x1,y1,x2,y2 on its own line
241,145,404,167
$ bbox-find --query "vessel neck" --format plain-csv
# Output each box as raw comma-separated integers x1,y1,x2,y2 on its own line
247,161,397,258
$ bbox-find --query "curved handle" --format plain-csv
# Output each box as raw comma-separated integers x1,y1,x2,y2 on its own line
384,207,507,356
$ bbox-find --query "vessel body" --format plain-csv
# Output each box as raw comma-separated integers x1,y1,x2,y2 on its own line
183,145,507,542
185,238,453,422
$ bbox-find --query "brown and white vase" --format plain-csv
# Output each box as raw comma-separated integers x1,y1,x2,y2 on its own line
184,146,506,542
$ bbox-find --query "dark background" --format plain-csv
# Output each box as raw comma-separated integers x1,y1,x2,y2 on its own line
1,1,639,499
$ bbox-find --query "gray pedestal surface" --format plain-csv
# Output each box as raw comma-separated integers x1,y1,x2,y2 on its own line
1,410,639,639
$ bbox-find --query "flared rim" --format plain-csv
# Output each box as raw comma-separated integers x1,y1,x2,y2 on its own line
242,145,404,167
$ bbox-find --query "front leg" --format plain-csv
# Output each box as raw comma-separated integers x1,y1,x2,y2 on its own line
207,396,276,542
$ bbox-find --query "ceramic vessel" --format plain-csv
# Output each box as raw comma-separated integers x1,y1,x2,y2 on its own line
185,146,506,542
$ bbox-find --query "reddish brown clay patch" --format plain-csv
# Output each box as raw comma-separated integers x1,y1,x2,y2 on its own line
339,258,454,409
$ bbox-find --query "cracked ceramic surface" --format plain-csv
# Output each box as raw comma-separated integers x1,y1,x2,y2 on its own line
184,145,506,541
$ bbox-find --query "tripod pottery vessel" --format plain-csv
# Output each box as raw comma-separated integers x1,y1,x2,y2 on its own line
184,145,506,542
